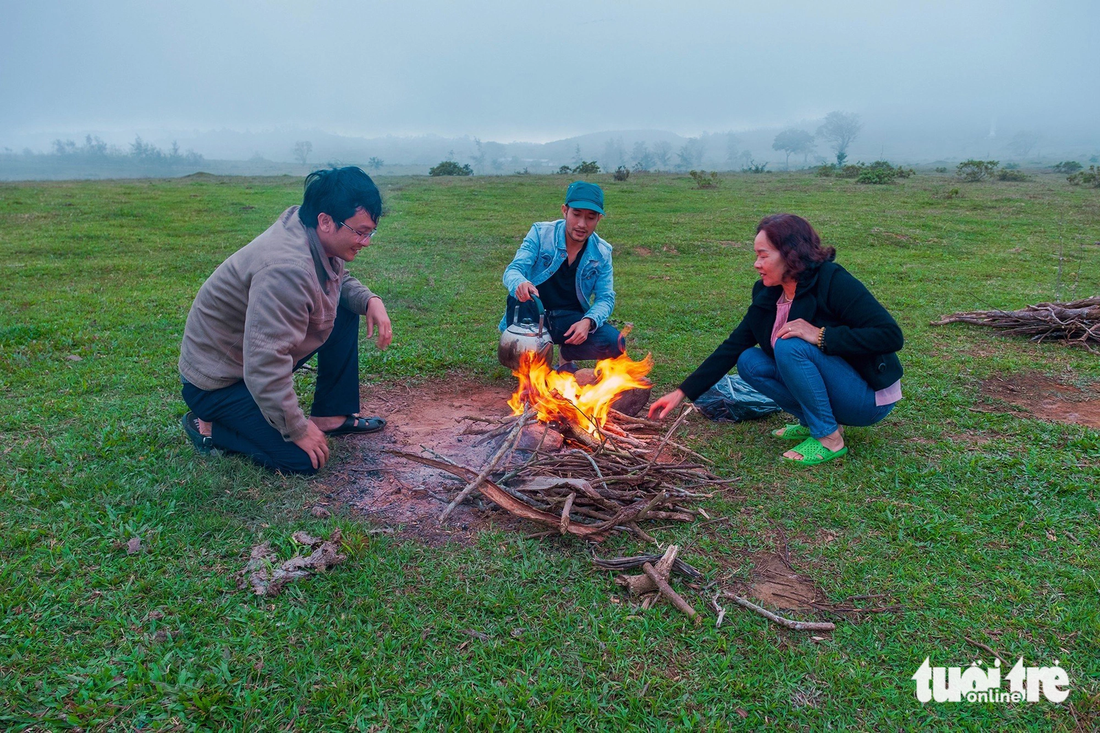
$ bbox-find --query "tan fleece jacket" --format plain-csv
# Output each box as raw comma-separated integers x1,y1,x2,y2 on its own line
178,206,376,441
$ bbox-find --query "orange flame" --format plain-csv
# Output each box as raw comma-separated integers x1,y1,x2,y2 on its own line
508,351,653,434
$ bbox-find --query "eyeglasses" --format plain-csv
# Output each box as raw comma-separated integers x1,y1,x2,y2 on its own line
340,221,377,241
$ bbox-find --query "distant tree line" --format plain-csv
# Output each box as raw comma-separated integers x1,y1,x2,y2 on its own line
6,134,206,169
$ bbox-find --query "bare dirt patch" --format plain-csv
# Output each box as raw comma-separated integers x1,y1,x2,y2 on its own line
324,376,529,544
980,373,1100,429
744,552,828,610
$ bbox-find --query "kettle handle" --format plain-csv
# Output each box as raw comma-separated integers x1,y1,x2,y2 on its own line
511,294,546,327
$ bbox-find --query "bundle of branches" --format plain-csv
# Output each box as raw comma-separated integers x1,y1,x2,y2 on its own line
933,296,1100,352
389,405,731,542
594,547,837,631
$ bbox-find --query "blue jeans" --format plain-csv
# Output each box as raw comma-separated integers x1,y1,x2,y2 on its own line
736,340,894,439
504,296,624,362
182,303,362,475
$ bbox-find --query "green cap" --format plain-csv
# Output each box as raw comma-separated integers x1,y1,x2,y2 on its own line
564,180,604,214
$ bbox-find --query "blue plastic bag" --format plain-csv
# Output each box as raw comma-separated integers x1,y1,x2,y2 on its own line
694,374,782,423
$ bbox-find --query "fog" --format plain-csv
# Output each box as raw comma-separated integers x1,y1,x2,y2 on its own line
2,0,1097,172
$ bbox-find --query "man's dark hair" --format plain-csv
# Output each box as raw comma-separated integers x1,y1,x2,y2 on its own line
756,213,836,282
298,166,383,228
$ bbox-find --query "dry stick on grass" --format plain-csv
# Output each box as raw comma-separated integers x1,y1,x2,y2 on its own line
710,592,728,628
642,562,700,624
662,439,715,465
615,544,681,596
722,593,836,632
628,523,658,544
439,410,532,523
963,636,1006,665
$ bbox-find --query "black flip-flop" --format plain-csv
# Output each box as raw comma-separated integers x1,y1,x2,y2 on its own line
324,415,386,436
182,411,215,454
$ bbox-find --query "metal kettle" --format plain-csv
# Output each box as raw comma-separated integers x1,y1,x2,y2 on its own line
498,295,554,370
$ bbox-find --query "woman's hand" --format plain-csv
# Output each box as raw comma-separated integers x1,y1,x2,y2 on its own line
648,388,686,419
778,318,822,344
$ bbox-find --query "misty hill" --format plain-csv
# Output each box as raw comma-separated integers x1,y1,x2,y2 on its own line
3,116,1098,181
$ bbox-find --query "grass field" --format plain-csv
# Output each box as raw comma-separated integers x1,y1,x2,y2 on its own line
1,171,1098,730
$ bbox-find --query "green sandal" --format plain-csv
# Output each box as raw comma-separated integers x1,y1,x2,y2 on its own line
782,437,848,466
771,423,811,440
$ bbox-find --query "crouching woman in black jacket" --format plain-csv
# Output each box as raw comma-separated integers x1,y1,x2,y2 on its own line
649,214,903,466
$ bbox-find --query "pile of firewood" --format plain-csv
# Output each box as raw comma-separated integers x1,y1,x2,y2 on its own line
594,546,838,631
390,404,732,542
933,296,1100,352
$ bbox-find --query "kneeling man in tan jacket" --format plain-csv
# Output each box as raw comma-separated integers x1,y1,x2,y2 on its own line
179,166,391,474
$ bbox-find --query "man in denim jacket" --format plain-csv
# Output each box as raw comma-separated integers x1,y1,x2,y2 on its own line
500,181,623,370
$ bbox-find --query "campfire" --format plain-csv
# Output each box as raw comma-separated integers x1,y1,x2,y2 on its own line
375,361,859,630
508,351,654,435
391,351,731,543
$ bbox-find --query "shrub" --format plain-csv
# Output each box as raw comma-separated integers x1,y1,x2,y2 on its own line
1067,165,1100,187
858,162,895,184
429,160,472,176
843,161,913,185
934,166,948,173
815,164,835,177
689,170,720,188
557,165,572,174
740,160,768,174
996,169,1029,181
573,161,600,175
612,165,630,181
837,164,862,179
1052,161,1082,174
956,159,998,182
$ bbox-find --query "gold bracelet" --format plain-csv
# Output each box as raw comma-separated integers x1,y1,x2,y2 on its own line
817,327,826,351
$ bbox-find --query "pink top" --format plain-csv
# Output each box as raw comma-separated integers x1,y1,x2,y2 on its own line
770,298,902,406
770,297,793,348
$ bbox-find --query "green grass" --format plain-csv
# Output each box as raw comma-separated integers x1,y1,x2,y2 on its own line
1,171,1098,730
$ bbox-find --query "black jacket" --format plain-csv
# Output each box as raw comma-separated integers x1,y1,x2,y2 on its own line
679,261,904,400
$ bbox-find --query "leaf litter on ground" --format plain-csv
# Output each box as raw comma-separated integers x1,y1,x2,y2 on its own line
238,528,346,597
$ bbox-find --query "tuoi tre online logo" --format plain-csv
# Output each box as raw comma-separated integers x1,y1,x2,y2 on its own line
912,657,1070,704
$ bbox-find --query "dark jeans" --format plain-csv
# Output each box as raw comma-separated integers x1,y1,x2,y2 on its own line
182,303,361,475
505,296,624,362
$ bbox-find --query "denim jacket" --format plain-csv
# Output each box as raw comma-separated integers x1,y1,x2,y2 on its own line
499,220,616,331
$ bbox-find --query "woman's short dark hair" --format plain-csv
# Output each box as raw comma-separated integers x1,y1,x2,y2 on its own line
756,214,836,282
298,166,383,228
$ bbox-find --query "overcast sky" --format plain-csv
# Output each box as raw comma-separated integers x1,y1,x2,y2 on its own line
3,0,1098,148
